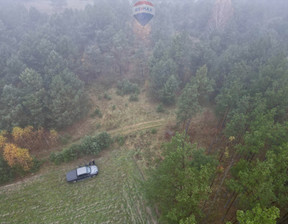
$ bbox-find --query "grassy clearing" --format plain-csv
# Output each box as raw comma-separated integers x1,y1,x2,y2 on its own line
65,84,176,141
0,147,156,223
0,81,216,223
0,83,176,223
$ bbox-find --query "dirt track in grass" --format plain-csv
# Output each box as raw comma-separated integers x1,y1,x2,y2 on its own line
108,119,166,136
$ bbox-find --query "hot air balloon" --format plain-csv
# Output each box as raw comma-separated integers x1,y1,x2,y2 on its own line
133,1,155,26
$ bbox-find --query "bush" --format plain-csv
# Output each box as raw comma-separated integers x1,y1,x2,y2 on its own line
91,108,102,118
115,135,126,146
49,152,56,163
0,156,14,184
30,157,43,173
95,123,101,129
59,134,72,145
151,128,157,134
103,92,112,100
117,79,140,96
50,152,64,165
62,147,77,162
49,132,112,165
69,144,82,156
156,104,165,113
96,132,112,149
0,155,43,184
129,94,139,102
50,144,82,165
80,136,101,155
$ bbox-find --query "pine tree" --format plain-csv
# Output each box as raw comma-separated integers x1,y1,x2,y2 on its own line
226,204,280,224
145,133,216,223
160,75,179,105
177,81,201,126
169,33,193,84
44,50,88,128
0,85,24,130
47,71,87,128
149,57,177,101
177,65,214,129
19,68,46,127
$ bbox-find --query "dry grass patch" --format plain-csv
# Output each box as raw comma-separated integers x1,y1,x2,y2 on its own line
64,84,176,141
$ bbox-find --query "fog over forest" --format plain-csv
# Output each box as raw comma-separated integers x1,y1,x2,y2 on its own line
0,0,288,223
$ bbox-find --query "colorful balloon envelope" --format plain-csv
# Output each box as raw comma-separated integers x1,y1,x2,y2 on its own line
133,1,155,26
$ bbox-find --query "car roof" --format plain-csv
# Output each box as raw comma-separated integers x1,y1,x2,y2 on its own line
76,167,89,176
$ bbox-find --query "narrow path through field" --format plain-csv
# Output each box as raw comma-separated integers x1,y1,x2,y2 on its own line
108,119,166,136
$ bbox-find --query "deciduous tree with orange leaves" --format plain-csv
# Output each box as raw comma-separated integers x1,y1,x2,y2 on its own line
11,126,58,151
12,126,33,149
3,143,33,171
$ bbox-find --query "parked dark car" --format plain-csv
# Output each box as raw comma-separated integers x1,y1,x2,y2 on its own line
66,165,98,182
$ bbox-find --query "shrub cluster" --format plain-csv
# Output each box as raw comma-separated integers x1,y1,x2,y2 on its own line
0,156,14,184
116,79,140,96
156,104,165,113
103,93,112,100
50,132,112,165
151,128,157,134
115,135,126,146
91,108,103,118
0,156,41,185
129,94,139,102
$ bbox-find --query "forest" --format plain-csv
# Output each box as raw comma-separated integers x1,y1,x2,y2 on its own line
0,0,288,223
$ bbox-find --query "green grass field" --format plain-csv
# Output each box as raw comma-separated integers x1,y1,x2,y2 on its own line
0,148,156,223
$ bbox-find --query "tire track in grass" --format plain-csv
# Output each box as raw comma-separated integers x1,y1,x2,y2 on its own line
108,119,166,136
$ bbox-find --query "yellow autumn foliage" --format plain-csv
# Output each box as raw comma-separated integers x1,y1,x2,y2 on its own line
12,126,35,149
12,126,33,142
224,147,229,159
229,136,235,142
4,126,58,152
3,143,33,171
0,130,8,136
0,134,7,149
24,126,33,135
49,129,58,141
12,126,24,142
